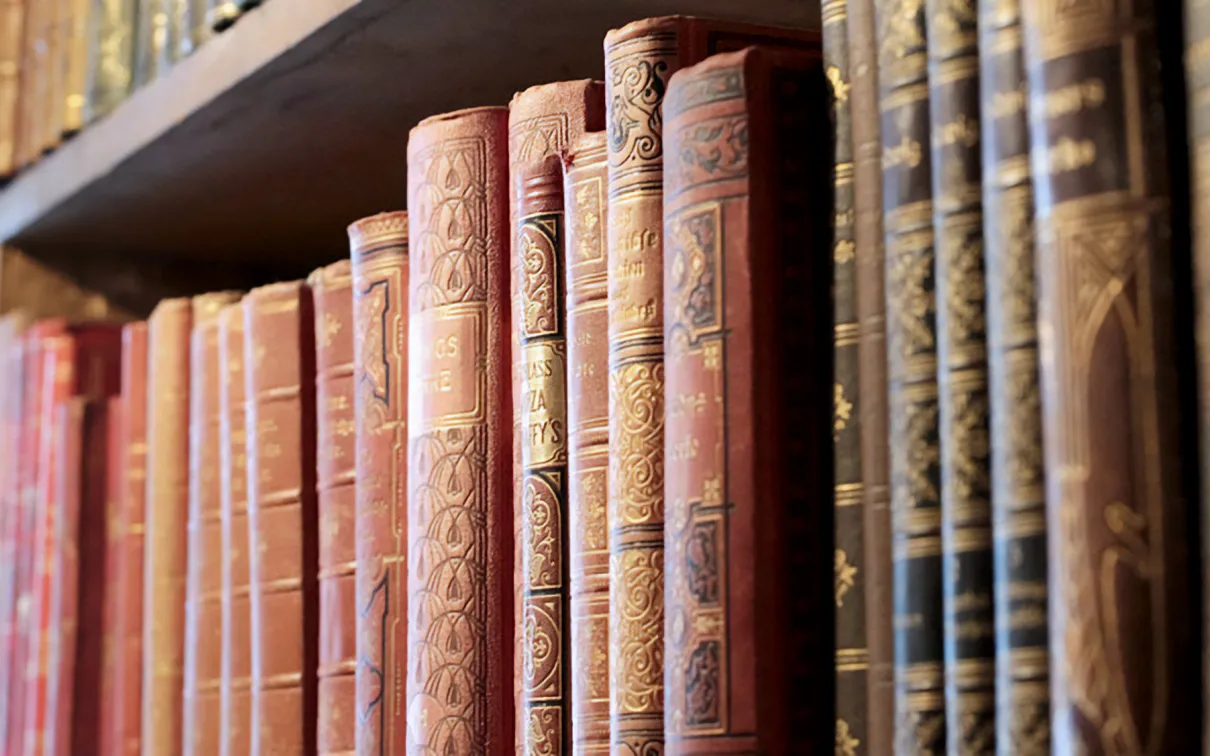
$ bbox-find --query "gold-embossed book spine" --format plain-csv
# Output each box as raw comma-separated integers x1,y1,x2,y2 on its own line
823,0,869,752
1023,1,1199,752
349,211,409,756
84,0,136,123
406,106,514,754
62,0,92,134
874,0,945,751
978,1,1048,752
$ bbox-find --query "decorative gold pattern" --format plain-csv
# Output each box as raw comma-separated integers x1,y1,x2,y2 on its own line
836,719,860,756
834,382,854,441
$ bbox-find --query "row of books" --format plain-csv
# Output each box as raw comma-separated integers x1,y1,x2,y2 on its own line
0,0,264,179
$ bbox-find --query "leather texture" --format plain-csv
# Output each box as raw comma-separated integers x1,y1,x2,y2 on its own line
406,106,514,755
348,211,409,756
242,281,319,756
662,46,832,755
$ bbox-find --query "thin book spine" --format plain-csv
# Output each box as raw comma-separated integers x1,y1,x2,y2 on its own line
84,0,137,123
0,0,25,177
0,334,25,747
100,394,124,756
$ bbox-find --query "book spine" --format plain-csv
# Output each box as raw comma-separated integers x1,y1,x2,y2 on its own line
243,281,319,756
62,0,91,134
563,132,610,755
823,1,870,753
134,0,165,88
874,0,945,751
142,298,193,756
978,1,1048,752
83,0,135,123
116,322,147,756
1023,1,1199,752
179,0,209,58
0,338,25,747
0,0,24,176
161,0,183,68
309,261,357,756
16,0,43,167
218,305,250,756
100,395,123,756
42,0,63,151
405,106,514,753
183,292,240,756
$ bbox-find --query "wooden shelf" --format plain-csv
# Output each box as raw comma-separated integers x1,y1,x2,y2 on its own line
0,0,818,266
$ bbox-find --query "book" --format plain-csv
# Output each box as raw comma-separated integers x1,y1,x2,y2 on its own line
243,281,319,756
348,210,409,756
63,0,93,135
0,318,27,746
978,0,1048,752
563,130,610,755
822,1,869,752
603,18,819,752
1024,1,1200,752
84,0,137,123
42,0,64,151
0,0,24,177
142,298,192,756
218,304,250,756
179,0,210,58
134,0,166,88
99,395,123,756
182,292,241,756
662,45,833,753
163,0,185,69
406,106,514,753
308,260,356,756
508,78,604,753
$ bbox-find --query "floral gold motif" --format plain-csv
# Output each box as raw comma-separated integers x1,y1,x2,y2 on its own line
835,549,857,608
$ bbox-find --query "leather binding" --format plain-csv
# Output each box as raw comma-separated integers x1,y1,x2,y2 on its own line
1023,1,1200,753
563,131,610,755
875,0,945,750
603,18,819,753
113,322,147,756
0,0,24,177
206,0,240,32
218,304,251,756
62,0,92,135
15,0,45,167
243,281,319,756
406,106,513,754
42,0,63,152
508,78,605,753
0,322,27,749
308,260,357,756
822,1,869,752
84,0,137,123
99,395,123,756
142,298,193,756
846,1,892,752
348,211,409,756
663,46,833,754
978,1,1047,752
134,0,166,88
183,292,241,756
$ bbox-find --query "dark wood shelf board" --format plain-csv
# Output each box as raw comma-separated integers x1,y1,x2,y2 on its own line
0,0,818,265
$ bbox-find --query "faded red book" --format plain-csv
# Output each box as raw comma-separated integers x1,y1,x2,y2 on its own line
0,316,28,747
183,292,242,756
99,395,124,756
243,281,318,756
406,107,514,754
308,260,356,756
348,211,409,756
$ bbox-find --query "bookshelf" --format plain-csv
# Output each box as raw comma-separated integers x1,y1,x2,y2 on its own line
0,0,818,268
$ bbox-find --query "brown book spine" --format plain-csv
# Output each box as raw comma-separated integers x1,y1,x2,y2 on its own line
508,79,605,754
348,211,409,756
218,305,250,756
243,281,319,756
16,0,44,167
663,47,833,754
823,0,870,752
0,335,26,748
114,322,147,756
309,261,357,756
99,395,123,756
142,298,193,756
42,0,63,152
563,132,610,755
1023,1,1199,753
183,292,241,756
978,1,1048,752
406,106,513,754
0,0,24,176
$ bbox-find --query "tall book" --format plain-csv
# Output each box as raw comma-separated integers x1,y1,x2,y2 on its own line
83,0,137,123
406,106,514,753
182,292,241,756
99,395,123,756
563,130,610,755
508,78,604,753
874,0,945,750
42,0,64,151
218,304,250,756
349,211,409,756
602,18,819,752
134,0,166,88
62,0,92,135
0,322,27,744
662,45,833,753
822,1,869,752
309,260,357,756
142,298,193,756
15,0,45,167
243,281,319,756
0,0,24,177
978,0,1047,752
1023,1,1200,752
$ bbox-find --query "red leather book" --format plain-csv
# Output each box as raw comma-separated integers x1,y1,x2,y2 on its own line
243,281,319,756
0,316,28,745
113,322,148,756
143,299,194,756
348,211,409,756
662,47,833,753
406,106,513,754
183,292,242,756
218,304,251,756
308,260,356,756
99,395,124,756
